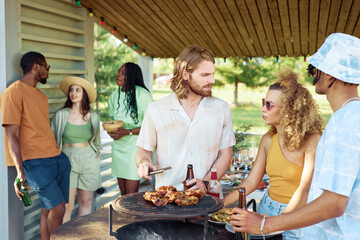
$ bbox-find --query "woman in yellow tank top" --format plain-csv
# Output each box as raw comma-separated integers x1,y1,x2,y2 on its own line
224,70,323,239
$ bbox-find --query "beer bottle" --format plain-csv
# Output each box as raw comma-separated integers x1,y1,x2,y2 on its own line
16,178,32,207
184,164,195,190
236,187,250,240
207,168,222,198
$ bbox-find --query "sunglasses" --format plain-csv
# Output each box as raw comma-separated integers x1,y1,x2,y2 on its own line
262,98,282,111
40,63,51,71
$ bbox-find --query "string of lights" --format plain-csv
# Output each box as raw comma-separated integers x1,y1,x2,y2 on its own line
73,0,152,59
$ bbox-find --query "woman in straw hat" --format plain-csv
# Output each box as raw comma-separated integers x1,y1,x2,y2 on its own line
107,62,152,195
51,76,101,222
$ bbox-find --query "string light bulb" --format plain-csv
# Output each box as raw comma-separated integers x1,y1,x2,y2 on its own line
304,56,307,62
75,0,81,6
249,57,253,63
112,27,117,34
276,56,279,63
142,50,146,56
123,35,128,43
100,17,105,26
88,9,94,17
133,43,137,50
151,57,154,61
224,57,226,63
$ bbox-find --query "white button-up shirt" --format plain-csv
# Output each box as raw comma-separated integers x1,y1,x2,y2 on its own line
137,93,235,190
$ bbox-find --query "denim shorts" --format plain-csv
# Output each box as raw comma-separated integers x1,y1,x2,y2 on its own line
258,190,304,240
23,152,71,210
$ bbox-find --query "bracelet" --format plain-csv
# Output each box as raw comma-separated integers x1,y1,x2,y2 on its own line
260,215,266,236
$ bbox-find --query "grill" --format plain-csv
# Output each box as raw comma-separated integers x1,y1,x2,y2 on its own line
112,192,223,218
114,220,224,240
109,192,224,239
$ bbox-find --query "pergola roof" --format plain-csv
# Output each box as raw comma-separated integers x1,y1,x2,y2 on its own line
80,0,360,58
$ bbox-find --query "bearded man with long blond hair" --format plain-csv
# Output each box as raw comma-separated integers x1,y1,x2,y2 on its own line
136,45,235,192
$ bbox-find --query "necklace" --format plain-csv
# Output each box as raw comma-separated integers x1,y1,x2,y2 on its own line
341,97,360,108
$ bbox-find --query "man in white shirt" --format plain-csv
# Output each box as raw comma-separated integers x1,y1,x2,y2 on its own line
136,45,235,191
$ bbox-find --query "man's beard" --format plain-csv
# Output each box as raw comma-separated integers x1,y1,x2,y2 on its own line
188,76,212,97
39,78,47,84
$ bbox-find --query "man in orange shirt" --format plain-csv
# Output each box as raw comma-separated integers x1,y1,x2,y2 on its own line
0,52,71,240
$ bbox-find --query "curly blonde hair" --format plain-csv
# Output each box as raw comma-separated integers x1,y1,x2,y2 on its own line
266,69,323,151
170,45,215,99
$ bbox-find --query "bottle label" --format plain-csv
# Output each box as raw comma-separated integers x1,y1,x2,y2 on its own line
208,192,220,198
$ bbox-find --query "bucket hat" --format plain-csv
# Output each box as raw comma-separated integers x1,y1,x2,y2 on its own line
60,76,97,103
308,33,360,84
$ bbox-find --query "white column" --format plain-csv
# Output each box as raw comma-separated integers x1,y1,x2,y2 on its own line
138,55,153,92
0,0,23,240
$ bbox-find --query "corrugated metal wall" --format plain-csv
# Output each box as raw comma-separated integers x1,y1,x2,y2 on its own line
17,1,121,239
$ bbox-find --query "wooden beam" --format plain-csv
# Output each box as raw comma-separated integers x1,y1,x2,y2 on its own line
173,0,223,56
245,0,272,57
205,0,241,57
216,0,249,56
308,0,320,55
299,0,309,56
225,0,258,57
110,0,178,57
277,0,293,56
326,0,342,35
267,0,286,56
317,0,331,49
336,0,353,32
144,0,192,51
82,0,168,57
344,0,360,35
159,0,210,55
130,0,185,54
183,0,227,56
235,0,265,56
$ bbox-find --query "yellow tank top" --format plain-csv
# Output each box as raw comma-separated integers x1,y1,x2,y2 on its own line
266,133,303,203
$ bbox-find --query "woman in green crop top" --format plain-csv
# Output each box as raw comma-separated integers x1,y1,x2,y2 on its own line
226,70,323,240
51,76,101,223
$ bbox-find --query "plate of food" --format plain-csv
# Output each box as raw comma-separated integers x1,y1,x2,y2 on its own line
220,179,233,186
225,223,284,239
208,208,232,224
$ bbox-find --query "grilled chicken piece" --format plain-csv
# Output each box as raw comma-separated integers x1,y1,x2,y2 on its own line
166,191,184,203
152,197,169,207
185,189,204,199
175,195,199,206
143,191,159,201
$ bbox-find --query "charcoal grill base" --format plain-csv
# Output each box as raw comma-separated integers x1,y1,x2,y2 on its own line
115,219,219,240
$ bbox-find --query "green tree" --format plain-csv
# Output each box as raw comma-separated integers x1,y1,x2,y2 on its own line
216,57,275,105
94,24,137,120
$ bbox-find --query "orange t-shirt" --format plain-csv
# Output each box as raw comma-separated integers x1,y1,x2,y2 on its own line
0,80,60,166
266,133,303,203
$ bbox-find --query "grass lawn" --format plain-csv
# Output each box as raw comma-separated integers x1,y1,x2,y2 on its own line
152,84,333,146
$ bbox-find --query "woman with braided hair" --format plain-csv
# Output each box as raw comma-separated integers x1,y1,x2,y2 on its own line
224,69,323,239
107,62,152,195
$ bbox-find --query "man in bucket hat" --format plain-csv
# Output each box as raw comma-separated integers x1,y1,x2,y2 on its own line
231,33,360,239
0,52,71,240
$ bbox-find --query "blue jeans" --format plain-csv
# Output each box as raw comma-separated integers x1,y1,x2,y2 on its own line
258,190,304,240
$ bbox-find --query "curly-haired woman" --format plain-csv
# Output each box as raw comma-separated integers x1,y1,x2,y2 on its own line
107,62,152,195
224,70,323,239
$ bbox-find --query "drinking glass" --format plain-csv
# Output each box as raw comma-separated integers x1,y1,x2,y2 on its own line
242,155,250,172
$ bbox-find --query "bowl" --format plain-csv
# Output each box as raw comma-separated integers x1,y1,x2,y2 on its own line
102,120,124,132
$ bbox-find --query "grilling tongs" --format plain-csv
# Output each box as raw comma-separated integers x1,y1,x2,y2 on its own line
149,166,172,175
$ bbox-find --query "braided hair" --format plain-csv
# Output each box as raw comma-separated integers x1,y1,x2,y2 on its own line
116,62,149,124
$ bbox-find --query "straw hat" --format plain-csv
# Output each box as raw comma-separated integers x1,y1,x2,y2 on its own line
60,76,97,103
308,33,360,84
